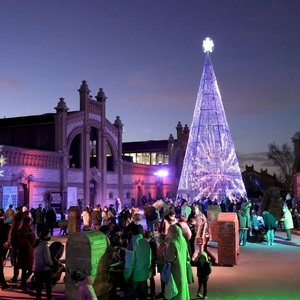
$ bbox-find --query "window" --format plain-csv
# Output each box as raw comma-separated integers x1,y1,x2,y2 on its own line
123,151,169,165
136,153,150,164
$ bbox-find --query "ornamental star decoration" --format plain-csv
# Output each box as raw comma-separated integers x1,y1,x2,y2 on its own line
202,37,214,53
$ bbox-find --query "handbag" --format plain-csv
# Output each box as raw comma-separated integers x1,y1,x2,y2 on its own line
186,261,194,284
161,261,171,283
165,273,178,299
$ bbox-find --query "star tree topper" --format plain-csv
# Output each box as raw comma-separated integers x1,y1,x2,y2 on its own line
202,37,214,53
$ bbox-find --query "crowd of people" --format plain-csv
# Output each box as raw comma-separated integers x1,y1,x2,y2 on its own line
1,193,299,299
0,204,56,300
74,197,211,300
235,195,298,246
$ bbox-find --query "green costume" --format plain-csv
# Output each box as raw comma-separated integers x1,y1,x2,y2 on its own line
165,225,190,300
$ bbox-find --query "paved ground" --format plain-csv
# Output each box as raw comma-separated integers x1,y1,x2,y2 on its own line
2,226,300,300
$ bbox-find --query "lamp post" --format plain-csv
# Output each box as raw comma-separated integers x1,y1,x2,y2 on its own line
154,168,168,199
27,174,33,206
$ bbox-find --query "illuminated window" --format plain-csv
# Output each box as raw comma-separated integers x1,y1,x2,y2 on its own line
124,151,168,165
90,140,96,157
151,153,156,165
157,153,163,164
129,153,136,163
164,154,169,164
136,153,150,164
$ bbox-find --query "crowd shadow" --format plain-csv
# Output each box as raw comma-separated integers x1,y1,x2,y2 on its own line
274,235,300,247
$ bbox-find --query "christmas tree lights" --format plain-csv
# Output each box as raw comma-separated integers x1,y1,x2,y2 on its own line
177,38,247,202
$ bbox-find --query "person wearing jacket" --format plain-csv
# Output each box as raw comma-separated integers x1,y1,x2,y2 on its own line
124,224,151,300
17,217,36,293
102,206,114,227
91,204,102,230
237,201,251,246
82,206,92,231
33,228,53,300
281,204,294,241
143,230,158,300
165,224,190,300
45,208,56,236
194,251,212,299
35,206,45,237
262,210,277,246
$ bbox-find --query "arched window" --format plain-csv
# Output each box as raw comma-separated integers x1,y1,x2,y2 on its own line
69,134,81,168
90,127,98,168
106,142,114,171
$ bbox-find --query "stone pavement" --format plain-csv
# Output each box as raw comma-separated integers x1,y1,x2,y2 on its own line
2,227,300,300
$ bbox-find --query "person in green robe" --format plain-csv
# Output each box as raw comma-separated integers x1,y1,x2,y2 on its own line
165,224,190,300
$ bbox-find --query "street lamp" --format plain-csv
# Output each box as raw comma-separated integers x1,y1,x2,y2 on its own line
27,174,33,206
154,169,169,199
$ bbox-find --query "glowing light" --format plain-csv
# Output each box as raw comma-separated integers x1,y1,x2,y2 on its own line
177,46,246,202
202,37,214,53
0,155,7,167
154,170,169,177
0,145,5,177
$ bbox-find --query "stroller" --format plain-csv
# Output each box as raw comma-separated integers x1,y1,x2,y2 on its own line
31,241,65,288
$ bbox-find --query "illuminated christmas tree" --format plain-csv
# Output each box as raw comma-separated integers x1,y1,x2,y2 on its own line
177,37,247,202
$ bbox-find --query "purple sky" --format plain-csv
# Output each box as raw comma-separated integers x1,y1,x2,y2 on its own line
1,1,300,175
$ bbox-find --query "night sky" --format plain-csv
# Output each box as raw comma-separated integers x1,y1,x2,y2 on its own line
1,1,300,174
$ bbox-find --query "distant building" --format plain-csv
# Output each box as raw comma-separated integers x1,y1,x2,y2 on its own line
241,164,284,198
122,121,190,191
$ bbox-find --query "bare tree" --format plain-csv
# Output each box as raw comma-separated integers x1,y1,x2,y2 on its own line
267,142,294,191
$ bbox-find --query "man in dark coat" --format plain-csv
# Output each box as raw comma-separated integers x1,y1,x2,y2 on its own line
118,206,131,229
144,205,158,233
108,204,117,217
35,206,45,236
91,204,102,230
45,208,56,236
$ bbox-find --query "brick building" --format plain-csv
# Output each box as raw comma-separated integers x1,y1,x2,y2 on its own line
0,81,182,211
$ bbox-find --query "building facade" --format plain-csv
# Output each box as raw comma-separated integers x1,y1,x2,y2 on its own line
0,81,175,211
241,164,284,198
